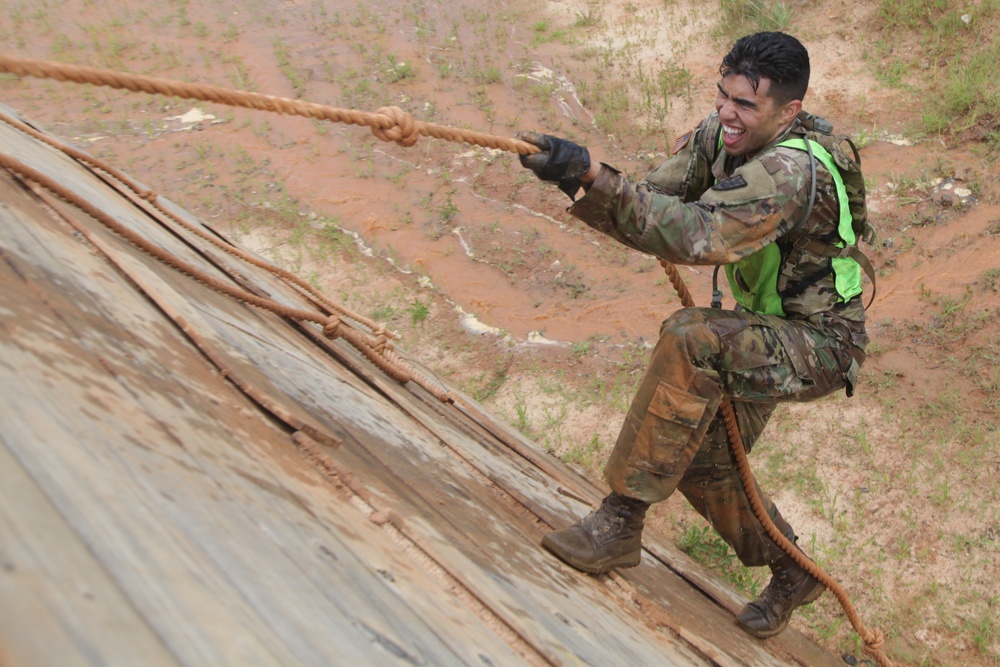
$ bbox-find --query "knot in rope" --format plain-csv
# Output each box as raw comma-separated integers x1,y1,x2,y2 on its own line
863,628,886,656
372,106,419,147
323,315,343,340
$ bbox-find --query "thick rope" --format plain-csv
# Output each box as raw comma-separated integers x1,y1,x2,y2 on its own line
0,54,517,403
0,55,540,156
0,150,452,403
658,259,895,667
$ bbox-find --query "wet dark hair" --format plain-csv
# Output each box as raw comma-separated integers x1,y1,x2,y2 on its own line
720,32,810,104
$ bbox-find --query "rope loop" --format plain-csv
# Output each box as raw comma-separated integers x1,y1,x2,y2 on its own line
372,106,419,147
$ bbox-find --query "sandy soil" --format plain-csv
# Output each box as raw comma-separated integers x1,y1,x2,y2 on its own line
1,0,998,664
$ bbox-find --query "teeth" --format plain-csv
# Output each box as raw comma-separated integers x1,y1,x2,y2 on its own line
723,124,744,136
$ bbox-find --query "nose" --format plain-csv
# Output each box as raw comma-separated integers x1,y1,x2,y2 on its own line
717,97,736,122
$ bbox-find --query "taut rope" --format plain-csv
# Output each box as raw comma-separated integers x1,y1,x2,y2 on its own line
0,55,540,155
0,53,893,665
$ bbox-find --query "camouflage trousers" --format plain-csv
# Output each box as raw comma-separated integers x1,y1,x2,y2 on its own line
605,307,864,566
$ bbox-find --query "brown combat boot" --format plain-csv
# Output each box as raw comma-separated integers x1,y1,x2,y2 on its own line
736,551,825,638
541,492,650,574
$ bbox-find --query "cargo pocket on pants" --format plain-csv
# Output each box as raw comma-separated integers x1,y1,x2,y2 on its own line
720,323,813,400
629,380,710,477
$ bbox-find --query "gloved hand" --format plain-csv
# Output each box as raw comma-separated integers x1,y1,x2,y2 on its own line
517,131,591,200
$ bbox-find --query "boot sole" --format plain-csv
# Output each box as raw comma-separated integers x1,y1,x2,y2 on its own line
540,536,642,574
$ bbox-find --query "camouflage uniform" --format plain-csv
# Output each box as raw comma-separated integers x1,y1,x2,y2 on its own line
567,112,869,566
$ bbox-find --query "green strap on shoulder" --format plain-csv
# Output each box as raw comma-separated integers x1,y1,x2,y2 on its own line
778,138,863,303
779,138,877,308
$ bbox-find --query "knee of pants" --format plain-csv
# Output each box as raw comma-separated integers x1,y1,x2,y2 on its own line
657,308,721,367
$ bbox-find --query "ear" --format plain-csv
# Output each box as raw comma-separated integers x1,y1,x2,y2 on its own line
780,99,803,125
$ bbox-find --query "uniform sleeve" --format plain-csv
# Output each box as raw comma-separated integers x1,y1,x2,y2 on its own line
642,116,716,200
568,147,812,266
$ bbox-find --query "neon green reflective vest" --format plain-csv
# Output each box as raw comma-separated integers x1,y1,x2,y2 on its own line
724,138,863,316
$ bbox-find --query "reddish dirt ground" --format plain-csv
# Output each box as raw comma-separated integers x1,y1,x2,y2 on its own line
2,0,998,664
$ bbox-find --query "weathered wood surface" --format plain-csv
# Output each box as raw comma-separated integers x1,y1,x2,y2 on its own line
0,105,843,667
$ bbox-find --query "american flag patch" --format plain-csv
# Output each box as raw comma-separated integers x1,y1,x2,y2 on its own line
671,131,692,155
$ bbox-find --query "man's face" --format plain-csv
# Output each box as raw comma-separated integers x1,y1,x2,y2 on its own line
714,74,799,157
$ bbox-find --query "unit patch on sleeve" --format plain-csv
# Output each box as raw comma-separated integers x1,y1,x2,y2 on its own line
671,131,692,155
712,174,748,191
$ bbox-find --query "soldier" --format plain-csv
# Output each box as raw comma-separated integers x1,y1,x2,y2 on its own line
517,31,870,638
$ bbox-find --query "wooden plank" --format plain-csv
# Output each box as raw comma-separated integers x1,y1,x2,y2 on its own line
203,438,537,667
0,440,181,667
304,314,843,667
0,201,302,666
0,175,531,666
0,132,772,664
5,172,714,665
0,360,300,666
316,408,775,667
279,336,808,666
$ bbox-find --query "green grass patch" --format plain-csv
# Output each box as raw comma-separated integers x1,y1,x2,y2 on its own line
717,0,792,38
678,523,764,596
870,0,1000,136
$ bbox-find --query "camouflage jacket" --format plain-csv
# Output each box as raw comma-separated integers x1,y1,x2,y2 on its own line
568,111,868,338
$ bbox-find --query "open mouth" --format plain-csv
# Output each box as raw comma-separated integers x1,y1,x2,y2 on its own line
721,123,745,146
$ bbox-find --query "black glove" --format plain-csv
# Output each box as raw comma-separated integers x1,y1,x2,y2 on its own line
517,131,591,200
